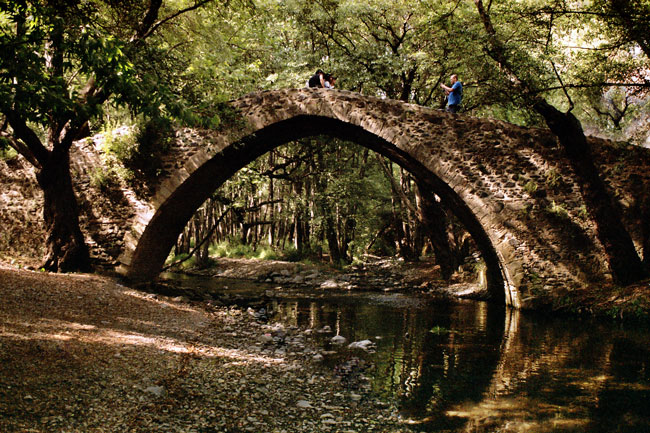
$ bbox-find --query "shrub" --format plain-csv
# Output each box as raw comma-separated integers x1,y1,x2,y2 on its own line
89,167,117,192
100,116,174,184
547,200,569,218
523,180,538,195
209,240,280,261
545,169,560,189
0,139,17,160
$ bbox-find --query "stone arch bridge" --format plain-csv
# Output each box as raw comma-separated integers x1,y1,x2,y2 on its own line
74,89,650,309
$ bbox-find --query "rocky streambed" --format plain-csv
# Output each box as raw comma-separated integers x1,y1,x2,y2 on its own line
0,264,411,433
165,256,489,302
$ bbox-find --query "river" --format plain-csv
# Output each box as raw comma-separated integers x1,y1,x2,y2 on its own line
163,273,650,432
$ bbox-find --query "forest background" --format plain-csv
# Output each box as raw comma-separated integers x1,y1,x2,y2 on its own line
1,0,649,284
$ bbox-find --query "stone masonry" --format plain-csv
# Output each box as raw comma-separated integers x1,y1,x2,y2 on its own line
69,88,650,308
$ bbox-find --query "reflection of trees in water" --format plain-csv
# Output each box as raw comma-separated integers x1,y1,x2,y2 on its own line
272,297,506,423
441,312,650,433
390,301,505,425
588,334,650,433
268,296,650,432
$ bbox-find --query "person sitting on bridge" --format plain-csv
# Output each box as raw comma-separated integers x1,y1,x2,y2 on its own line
324,74,336,89
307,69,326,88
440,74,463,113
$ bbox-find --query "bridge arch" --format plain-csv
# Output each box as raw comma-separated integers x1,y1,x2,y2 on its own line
118,89,615,308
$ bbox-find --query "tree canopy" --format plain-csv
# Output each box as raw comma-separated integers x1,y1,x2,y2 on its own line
1,0,648,277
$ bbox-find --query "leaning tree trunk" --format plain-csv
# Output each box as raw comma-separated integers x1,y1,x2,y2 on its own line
415,186,458,280
36,146,90,272
473,0,647,286
534,101,647,285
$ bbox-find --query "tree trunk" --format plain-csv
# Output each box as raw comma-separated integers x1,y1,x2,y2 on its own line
324,213,342,264
534,101,647,284
36,147,90,272
474,0,647,285
415,186,458,279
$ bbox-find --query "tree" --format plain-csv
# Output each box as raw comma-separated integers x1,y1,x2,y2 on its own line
472,0,647,285
593,0,650,59
0,0,213,271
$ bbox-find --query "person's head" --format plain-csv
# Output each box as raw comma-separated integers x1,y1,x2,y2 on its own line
450,74,458,84
316,69,324,76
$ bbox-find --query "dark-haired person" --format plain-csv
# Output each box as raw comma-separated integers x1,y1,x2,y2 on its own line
324,74,336,89
440,74,462,113
308,69,326,88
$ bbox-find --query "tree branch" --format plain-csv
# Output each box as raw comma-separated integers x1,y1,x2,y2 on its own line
0,131,42,168
539,81,650,92
138,0,217,41
5,110,50,165
162,204,233,271
375,154,417,215
134,0,163,41
551,60,573,111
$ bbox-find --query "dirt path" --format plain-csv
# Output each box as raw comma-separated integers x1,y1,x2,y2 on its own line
0,265,408,432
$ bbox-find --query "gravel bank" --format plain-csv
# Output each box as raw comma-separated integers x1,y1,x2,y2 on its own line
0,265,409,432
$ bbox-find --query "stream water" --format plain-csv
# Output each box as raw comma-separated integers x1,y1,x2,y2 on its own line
163,274,650,432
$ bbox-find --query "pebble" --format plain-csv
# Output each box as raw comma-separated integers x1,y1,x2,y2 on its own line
348,340,376,351
143,385,165,397
331,335,347,345
320,279,339,289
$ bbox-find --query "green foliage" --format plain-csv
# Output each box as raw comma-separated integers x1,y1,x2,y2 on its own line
0,139,17,160
166,253,196,270
129,116,175,177
88,167,116,192
577,205,589,220
206,136,397,264
100,116,174,183
102,126,137,164
545,169,560,189
0,0,233,155
527,272,545,297
523,180,538,195
429,326,451,335
282,247,310,263
547,200,569,219
210,240,279,261
5,0,649,277
1,2,136,126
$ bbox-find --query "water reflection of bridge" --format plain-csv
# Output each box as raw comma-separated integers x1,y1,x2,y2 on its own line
268,293,650,432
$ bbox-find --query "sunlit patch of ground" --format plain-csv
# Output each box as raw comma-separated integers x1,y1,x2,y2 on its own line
0,265,407,432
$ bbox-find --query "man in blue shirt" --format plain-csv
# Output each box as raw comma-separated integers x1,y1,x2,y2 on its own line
441,74,462,113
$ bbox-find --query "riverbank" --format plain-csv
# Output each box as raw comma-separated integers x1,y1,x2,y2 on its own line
174,256,489,299
0,265,409,432
165,257,650,321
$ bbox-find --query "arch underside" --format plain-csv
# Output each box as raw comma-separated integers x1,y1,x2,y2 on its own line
124,115,511,305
